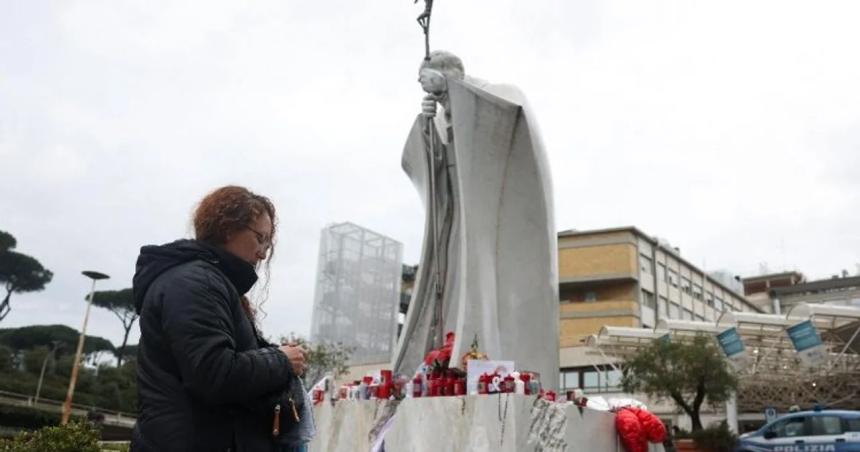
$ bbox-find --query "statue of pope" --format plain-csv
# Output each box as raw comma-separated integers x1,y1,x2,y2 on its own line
393,50,559,391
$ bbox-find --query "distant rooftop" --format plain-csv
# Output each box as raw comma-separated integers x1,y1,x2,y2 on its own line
558,226,761,313
742,271,805,283
771,275,860,297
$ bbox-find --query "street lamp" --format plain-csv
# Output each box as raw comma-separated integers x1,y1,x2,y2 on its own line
34,340,61,405
61,270,109,425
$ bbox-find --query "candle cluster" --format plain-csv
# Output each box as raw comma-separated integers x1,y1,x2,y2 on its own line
476,371,542,396
325,332,561,403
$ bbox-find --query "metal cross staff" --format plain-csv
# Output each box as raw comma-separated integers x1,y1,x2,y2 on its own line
416,0,434,60
415,0,445,349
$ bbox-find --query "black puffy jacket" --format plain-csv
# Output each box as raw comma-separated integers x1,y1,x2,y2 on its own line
131,240,294,452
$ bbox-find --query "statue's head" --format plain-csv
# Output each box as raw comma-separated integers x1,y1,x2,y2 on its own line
418,50,464,94
423,51,465,79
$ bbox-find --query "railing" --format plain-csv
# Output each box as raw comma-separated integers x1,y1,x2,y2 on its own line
0,389,136,426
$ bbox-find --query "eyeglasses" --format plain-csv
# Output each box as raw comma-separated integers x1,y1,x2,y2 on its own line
246,226,271,248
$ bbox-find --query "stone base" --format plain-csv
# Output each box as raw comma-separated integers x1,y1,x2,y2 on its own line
308,394,666,452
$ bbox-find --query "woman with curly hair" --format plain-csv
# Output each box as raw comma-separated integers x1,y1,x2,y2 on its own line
131,185,307,452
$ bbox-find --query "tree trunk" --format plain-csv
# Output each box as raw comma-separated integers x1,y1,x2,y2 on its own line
117,324,132,367
0,289,11,322
671,391,705,432
690,410,704,431
690,377,707,432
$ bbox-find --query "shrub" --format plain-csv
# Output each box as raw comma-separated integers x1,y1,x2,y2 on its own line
691,421,737,452
22,347,50,375
0,405,61,430
0,346,13,372
0,421,100,452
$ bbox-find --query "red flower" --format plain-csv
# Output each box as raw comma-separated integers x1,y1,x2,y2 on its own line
424,332,455,367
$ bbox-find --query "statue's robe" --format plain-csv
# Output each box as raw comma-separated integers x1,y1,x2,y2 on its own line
393,77,559,390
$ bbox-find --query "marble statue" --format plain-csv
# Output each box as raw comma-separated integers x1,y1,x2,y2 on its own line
392,50,560,391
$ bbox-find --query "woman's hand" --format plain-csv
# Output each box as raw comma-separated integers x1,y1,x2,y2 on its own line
279,344,307,376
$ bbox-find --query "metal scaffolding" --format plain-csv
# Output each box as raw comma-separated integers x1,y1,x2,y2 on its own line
310,222,403,366
586,303,860,412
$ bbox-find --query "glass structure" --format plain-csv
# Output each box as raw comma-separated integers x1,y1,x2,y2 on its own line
310,222,403,365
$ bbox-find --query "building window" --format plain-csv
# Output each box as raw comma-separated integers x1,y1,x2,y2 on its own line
692,284,703,300
668,269,679,287
669,302,680,319
705,291,714,307
683,308,694,320
559,370,579,390
605,369,622,391
657,263,666,282
658,296,668,318
585,291,598,302
640,255,652,274
583,371,600,389
681,277,692,294
560,367,623,393
641,290,656,309
714,297,724,312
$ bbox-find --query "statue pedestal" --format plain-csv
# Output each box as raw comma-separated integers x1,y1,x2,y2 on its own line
308,395,666,452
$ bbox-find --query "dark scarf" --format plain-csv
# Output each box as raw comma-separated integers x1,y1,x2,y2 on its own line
202,242,258,295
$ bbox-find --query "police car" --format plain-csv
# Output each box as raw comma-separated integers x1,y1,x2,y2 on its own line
736,409,860,451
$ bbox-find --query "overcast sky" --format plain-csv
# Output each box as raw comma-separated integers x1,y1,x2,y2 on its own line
1,1,858,347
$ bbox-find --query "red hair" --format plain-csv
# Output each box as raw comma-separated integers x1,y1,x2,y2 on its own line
193,185,277,249
193,185,276,325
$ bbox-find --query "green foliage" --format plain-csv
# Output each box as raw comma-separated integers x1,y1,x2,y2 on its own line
90,363,138,413
89,290,134,312
22,346,51,375
118,344,137,362
0,370,93,406
0,253,52,294
621,334,738,431
90,289,137,367
0,405,63,430
0,231,53,323
0,421,100,452
0,325,114,357
0,232,15,253
54,354,77,379
690,421,737,452
99,443,130,451
672,426,691,439
0,345,12,372
281,334,353,385
0,360,138,414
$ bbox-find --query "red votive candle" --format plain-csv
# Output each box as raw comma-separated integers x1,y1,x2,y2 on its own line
428,379,439,397
378,383,390,399
503,375,515,393
477,374,488,394
413,375,423,398
454,378,466,396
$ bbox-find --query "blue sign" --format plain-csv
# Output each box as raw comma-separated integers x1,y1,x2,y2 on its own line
717,327,745,357
787,320,823,352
